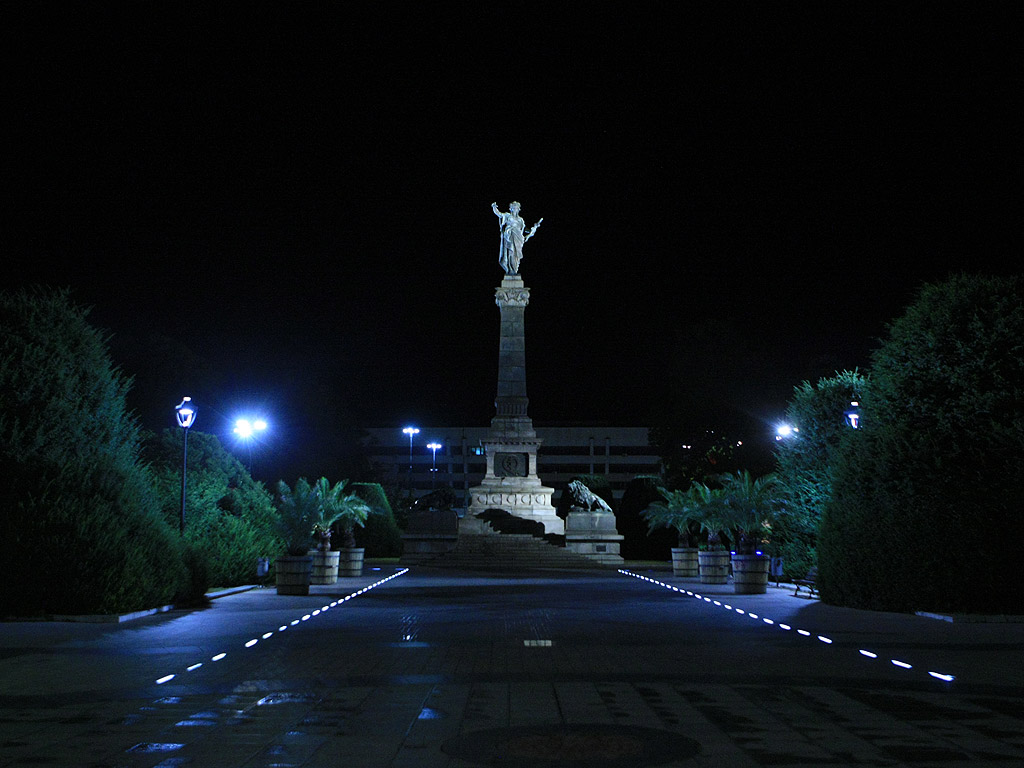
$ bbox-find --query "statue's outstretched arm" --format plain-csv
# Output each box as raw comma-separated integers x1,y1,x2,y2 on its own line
524,217,543,242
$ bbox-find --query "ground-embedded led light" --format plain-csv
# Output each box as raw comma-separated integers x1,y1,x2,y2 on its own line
156,674,175,685
211,653,226,661
262,632,273,639
797,630,811,636
892,659,912,669
929,672,955,682
859,650,878,658
245,639,258,648
186,663,202,672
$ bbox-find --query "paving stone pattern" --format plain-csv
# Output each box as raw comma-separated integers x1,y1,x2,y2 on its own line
1,568,1022,767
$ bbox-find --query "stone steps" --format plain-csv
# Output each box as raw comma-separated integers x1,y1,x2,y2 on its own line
416,533,607,570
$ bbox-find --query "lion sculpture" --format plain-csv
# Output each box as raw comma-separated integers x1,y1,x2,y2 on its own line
567,480,613,513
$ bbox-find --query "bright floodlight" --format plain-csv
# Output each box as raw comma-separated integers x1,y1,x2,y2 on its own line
427,442,442,453
403,426,420,437
234,417,268,439
775,424,798,441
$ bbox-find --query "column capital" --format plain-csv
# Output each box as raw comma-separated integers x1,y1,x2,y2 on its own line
496,285,530,307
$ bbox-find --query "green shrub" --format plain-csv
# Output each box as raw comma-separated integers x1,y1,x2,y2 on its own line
0,288,197,615
773,370,867,580
147,429,283,585
352,482,403,556
820,274,1024,613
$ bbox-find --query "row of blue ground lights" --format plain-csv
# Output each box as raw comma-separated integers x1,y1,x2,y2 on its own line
155,568,411,686
618,569,956,684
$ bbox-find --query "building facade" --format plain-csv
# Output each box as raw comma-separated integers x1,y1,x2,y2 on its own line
361,426,662,505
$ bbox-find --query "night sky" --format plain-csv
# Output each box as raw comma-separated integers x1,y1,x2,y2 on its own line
8,6,1019,482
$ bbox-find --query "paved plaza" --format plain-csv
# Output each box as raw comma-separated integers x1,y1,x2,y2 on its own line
1,565,1022,767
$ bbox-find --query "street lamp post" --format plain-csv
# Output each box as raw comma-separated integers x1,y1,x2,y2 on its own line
402,426,419,496
174,397,198,534
426,442,442,489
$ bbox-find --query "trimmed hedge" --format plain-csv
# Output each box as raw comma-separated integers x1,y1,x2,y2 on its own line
819,274,1024,614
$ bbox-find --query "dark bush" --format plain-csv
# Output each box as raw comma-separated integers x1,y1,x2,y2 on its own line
819,274,1024,613
617,476,676,560
0,288,196,615
352,482,403,556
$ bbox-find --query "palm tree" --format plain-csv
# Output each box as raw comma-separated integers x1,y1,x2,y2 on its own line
718,470,781,554
313,478,372,550
641,487,702,547
689,481,731,549
275,478,321,555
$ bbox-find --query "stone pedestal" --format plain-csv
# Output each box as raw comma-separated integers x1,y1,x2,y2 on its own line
467,274,562,535
565,507,624,565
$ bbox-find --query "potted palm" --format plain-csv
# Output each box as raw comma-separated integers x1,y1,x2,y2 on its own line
690,482,732,584
273,478,319,595
719,470,779,594
319,478,372,578
641,488,700,577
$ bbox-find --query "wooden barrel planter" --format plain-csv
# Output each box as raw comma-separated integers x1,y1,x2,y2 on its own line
670,547,699,577
698,549,729,584
275,555,313,595
311,550,341,585
732,553,769,594
337,547,365,577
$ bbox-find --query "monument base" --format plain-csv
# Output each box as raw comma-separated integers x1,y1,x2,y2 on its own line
467,478,563,535
565,507,624,565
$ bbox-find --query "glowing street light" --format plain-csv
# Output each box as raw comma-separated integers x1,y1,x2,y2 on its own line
234,416,268,473
845,401,860,429
174,397,197,533
426,442,442,489
775,424,799,441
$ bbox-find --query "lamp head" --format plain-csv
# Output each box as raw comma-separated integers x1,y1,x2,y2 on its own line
175,397,197,429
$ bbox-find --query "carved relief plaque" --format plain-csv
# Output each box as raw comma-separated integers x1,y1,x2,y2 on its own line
495,452,529,477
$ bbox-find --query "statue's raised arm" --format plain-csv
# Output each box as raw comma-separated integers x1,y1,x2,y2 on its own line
492,201,540,276
524,218,543,243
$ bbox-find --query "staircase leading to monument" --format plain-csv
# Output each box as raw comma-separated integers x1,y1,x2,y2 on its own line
411,532,605,571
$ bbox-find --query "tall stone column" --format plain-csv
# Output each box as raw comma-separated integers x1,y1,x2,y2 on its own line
493,275,533,434
466,274,562,534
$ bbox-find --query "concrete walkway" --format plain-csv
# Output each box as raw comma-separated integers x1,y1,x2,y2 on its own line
1,565,1022,767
